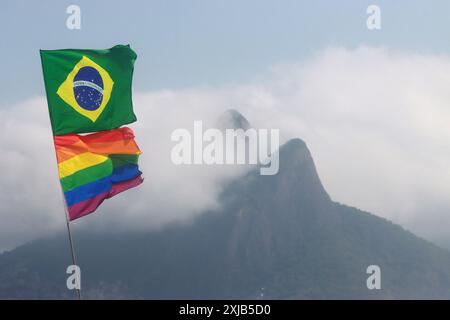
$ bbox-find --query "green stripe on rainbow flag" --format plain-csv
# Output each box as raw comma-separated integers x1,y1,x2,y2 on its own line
60,158,113,193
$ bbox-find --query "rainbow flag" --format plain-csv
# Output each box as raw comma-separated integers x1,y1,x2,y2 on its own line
54,127,143,221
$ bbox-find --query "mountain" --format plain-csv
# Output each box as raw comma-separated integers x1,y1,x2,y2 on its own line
1,118,450,299
216,109,251,130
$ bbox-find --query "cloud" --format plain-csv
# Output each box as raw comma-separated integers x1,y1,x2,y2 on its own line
1,46,450,251
0,98,65,251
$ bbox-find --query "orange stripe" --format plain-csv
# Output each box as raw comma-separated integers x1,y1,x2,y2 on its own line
55,140,87,163
56,139,141,163
86,140,141,155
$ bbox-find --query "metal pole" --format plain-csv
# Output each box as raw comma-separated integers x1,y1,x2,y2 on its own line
52,138,81,300
62,193,81,300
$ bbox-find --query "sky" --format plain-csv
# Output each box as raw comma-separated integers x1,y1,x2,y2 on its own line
1,1,450,251
2,0,450,103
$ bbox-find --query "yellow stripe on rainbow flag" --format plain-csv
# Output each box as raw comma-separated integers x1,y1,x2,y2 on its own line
58,152,109,179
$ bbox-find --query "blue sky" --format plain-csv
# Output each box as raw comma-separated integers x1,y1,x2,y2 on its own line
1,0,450,104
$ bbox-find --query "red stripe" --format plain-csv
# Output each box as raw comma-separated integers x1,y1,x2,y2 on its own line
54,127,136,148
68,175,144,221
82,127,136,144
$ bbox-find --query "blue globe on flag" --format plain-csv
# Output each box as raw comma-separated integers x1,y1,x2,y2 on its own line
73,66,104,111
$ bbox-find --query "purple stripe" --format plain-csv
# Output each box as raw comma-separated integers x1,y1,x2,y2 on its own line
68,175,144,221
109,175,143,198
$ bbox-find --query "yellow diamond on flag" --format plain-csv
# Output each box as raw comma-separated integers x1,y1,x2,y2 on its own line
57,56,114,122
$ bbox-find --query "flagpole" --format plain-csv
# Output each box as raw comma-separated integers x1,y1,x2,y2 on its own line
52,137,81,300
60,189,82,300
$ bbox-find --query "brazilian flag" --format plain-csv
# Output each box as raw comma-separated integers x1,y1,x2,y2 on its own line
40,45,137,136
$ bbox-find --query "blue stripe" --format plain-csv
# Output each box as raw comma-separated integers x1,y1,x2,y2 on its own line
63,164,141,206
111,164,141,183
64,176,112,206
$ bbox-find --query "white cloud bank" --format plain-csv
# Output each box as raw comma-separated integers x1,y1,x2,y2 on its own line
1,46,450,251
